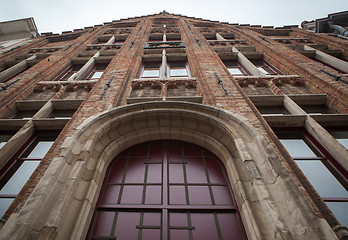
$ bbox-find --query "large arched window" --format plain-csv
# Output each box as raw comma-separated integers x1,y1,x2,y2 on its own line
87,140,246,240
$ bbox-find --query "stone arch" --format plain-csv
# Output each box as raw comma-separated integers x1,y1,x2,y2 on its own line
1,101,334,240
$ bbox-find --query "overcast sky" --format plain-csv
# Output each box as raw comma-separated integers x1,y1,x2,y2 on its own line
0,0,347,34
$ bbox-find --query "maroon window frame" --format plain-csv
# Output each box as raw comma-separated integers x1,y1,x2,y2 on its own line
87,140,246,240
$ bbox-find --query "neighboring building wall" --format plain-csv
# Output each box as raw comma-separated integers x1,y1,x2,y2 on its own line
0,12,347,240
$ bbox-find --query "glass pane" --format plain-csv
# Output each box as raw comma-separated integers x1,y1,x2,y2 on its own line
108,158,126,183
206,158,225,184
326,202,348,227
0,198,14,217
170,69,187,77
170,212,188,226
337,139,348,149
130,145,148,157
228,68,243,75
90,71,103,79
145,186,161,204
170,230,190,240
169,186,186,204
142,70,159,78
114,212,140,240
257,67,269,74
186,158,207,183
328,130,348,148
0,161,40,194
212,186,234,205
26,141,54,158
142,229,161,240
148,142,163,163
102,185,120,204
92,211,114,236
296,160,348,198
169,164,184,183
125,159,146,183
280,139,317,158
147,164,162,183
188,186,211,205
121,186,143,204
143,212,161,226
0,134,12,149
218,213,244,240
190,213,218,240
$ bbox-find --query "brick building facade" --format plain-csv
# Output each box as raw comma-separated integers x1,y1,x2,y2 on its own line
0,11,347,240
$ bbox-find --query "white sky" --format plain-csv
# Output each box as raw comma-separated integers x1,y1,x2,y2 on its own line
0,0,347,34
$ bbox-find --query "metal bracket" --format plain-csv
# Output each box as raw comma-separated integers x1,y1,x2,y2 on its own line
214,72,228,95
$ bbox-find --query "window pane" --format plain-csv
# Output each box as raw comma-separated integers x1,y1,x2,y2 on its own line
326,202,348,227
90,71,103,79
102,185,120,204
142,229,161,240
228,68,243,75
125,159,146,183
143,212,161,226
169,164,184,183
114,212,140,240
147,164,162,183
338,139,348,149
280,139,317,158
121,186,143,204
0,161,40,195
170,69,187,77
217,213,244,240
296,160,348,198
328,130,348,149
145,186,161,204
169,186,186,204
0,134,12,149
0,198,14,217
26,141,54,158
0,142,6,149
142,70,160,78
188,186,211,205
92,211,115,236
257,67,269,74
212,186,234,205
190,213,218,240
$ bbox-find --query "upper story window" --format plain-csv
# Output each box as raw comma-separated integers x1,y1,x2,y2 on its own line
55,64,83,81
224,60,249,76
141,62,161,78
168,61,189,77
251,60,280,75
86,64,108,80
276,130,348,227
0,133,58,217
